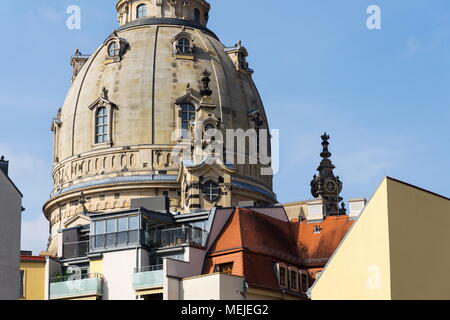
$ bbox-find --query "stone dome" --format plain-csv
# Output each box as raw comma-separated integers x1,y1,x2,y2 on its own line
44,0,275,252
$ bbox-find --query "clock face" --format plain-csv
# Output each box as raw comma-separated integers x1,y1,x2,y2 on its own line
325,180,337,193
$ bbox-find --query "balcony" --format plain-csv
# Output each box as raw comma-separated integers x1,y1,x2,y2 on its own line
133,265,164,291
63,240,89,259
146,226,208,249
49,273,103,300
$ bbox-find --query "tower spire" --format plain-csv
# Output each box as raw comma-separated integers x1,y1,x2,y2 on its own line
310,133,345,216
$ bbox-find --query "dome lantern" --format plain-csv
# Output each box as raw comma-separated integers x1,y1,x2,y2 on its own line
116,0,211,27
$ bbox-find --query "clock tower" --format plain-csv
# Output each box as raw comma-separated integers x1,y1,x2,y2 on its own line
310,133,345,216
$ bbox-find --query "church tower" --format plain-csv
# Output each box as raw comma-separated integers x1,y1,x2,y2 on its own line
310,133,345,216
43,0,276,254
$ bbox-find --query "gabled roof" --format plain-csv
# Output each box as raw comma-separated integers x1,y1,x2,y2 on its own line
208,208,298,259
0,169,23,198
205,207,354,293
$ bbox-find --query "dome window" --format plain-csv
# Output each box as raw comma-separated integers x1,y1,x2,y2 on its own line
89,87,116,147
95,107,109,144
136,4,147,19
104,34,130,64
202,181,220,203
176,38,192,56
180,103,196,131
172,32,195,59
107,42,120,57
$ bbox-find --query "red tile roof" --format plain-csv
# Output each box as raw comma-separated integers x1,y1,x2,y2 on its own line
292,215,354,264
20,255,46,262
204,207,354,295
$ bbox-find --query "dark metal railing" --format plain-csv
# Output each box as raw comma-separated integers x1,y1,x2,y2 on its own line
146,226,208,249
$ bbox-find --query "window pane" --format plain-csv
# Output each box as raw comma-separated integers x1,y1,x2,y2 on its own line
117,231,127,246
290,271,297,289
106,219,116,233
95,221,105,235
129,230,139,244
95,235,105,248
137,4,147,18
118,217,128,232
106,233,116,247
129,216,139,230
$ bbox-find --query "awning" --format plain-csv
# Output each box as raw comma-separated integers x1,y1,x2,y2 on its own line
136,288,163,296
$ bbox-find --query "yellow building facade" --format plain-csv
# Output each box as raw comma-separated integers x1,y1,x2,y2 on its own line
311,177,450,300
20,255,46,300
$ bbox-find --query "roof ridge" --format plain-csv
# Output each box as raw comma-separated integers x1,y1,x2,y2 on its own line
239,207,289,225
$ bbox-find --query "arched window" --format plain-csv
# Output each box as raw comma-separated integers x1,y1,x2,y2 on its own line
194,9,201,24
202,182,220,202
107,42,120,57
95,107,108,144
137,4,147,18
180,103,195,130
176,38,192,55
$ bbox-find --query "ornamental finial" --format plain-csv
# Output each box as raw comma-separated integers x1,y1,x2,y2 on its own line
320,132,331,159
102,87,109,99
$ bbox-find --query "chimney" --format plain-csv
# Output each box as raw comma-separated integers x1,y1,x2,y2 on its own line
306,199,325,223
349,199,367,220
0,155,9,176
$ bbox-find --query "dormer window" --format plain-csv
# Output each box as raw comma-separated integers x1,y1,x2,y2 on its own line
136,4,147,19
107,42,120,57
104,36,129,64
95,107,108,144
180,103,196,131
300,271,309,293
89,87,116,147
314,225,321,234
173,33,195,59
289,267,299,291
202,181,220,203
176,38,192,55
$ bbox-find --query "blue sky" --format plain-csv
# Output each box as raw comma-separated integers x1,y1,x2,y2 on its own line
0,0,449,254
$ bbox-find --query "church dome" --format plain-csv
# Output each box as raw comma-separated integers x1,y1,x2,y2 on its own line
44,0,275,252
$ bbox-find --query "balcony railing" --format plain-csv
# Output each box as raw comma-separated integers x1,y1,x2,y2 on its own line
63,240,89,259
133,265,164,291
146,226,208,249
49,273,103,300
